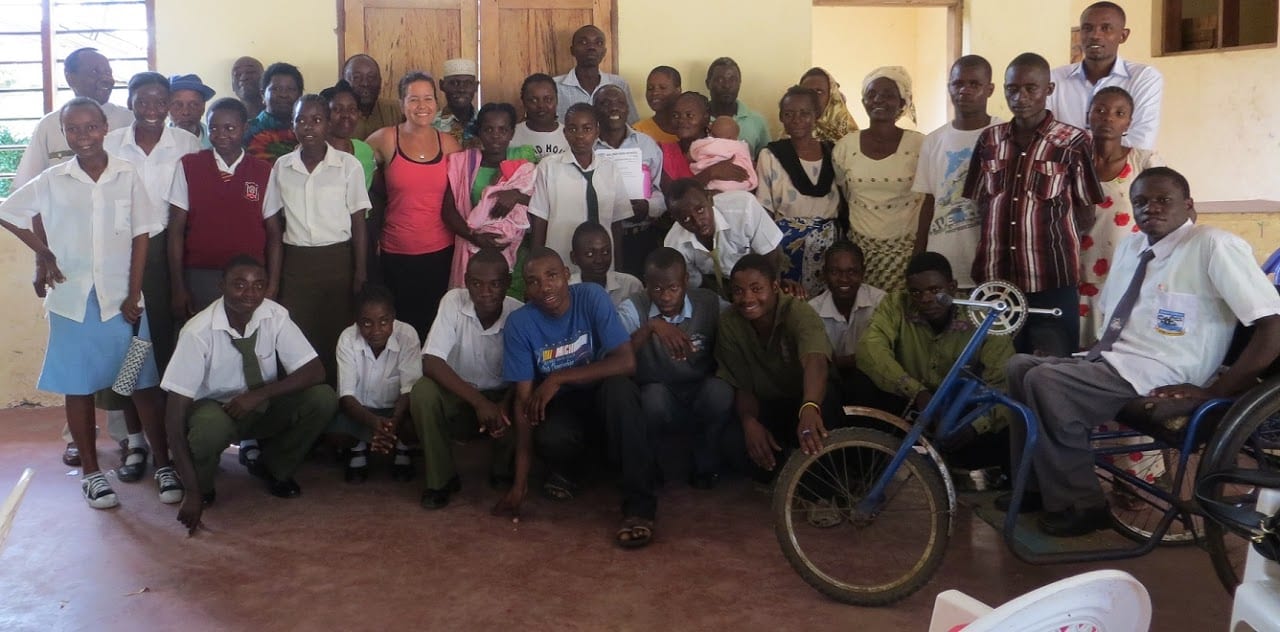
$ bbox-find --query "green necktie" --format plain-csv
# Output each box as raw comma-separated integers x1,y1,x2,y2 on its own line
710,233,727,299
229,330,265,390
575,164,600,224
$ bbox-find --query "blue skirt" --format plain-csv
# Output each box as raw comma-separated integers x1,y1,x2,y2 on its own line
38,289,160,396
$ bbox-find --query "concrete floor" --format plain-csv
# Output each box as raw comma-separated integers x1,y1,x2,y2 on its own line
0,406,1231,631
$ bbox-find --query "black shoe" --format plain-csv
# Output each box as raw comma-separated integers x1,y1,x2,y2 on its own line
117,446,149,483
239,442,266,478
201,490,216,506
1037,505,1112,537
689,472,720,490
420,477,461,510
62,442,81,467
391,447,415,482
344,446,370,483
994,491,1043,513
267,477,302,499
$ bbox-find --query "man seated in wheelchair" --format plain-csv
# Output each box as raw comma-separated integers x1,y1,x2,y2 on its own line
855,251,1015,472
1006,167,1280,537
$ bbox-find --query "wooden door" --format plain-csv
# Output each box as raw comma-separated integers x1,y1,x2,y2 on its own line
478,0,616,108
340,0,478,105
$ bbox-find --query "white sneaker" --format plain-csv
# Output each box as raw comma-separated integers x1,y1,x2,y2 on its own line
154,466,185,504
81,473,119,509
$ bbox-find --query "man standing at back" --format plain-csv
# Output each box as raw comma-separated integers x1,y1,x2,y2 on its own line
343,54,401,140
554,25,638,125
1047,2,1163,149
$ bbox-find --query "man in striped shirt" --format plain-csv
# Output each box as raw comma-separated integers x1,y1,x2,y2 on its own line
963,52,1104,357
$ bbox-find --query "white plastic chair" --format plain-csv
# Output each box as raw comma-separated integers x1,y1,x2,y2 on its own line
1230,488,1280,632
927,569,1151,632
0,468,33,551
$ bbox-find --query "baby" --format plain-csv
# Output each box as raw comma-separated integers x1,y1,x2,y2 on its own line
688,116,757,192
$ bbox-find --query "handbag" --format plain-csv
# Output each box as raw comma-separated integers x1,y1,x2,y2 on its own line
1196,467,1280,562
110,316,153,397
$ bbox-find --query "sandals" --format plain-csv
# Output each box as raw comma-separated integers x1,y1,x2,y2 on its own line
616,516,654,549
541,473,579,501
117,446,149,483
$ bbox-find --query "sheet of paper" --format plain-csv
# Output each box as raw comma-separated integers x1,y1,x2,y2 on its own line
594,147,646,199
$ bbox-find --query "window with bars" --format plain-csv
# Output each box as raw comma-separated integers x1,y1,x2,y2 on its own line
0,0,153,196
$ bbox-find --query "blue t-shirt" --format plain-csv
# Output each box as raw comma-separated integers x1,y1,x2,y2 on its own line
503,283,630,383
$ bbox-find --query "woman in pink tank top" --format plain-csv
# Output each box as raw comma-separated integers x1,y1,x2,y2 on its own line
366,71,463,338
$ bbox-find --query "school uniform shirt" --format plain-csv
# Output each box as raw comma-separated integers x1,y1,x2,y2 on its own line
511,122,569,163
1048,55,1164,150
554,71,639,125
13,101,134,189
1097,221,1280,396
569,270,644,307
423,287,524,391
809,285,888,357
663,190,784,289
161,297,318,403
104,124,202,231
168,150,274,269
594,127,666,216
503,283,629,385
911,117,1003,288
528,152,632,262
264,144,372,247
336,319,422,409
0,156,159,322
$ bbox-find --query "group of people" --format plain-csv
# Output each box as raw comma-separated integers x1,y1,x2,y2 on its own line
5,0,1280,549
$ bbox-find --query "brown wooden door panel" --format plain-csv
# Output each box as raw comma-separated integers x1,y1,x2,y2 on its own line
479,0,614,111
341,0,477,104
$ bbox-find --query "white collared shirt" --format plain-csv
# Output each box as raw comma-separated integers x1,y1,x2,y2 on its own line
528,152,632,265
422,287,523,391
809,285,888,356
0,156,160,322
336,319,422,409
594,127,666,215
554,70,639,124
162,298,318,402
570,270,643,307
617,294,695,334
264,144,371,247
1048,55,1164,150
1099,221,1280,395
13,101,134,189
103,124,202,231
168,150,256,211
663,190,784,289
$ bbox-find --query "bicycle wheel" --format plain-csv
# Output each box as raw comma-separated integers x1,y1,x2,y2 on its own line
772,427,951,606
1200,381,1280,594
1098,447,1202,545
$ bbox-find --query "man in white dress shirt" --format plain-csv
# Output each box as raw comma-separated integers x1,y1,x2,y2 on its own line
1005,167,1280,537
1047,2,1164,149
164,256,337,533
554,25,638,125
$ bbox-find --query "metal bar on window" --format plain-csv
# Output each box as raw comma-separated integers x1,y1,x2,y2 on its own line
41,0,53,113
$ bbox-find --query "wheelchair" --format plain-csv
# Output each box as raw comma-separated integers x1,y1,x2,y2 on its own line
771,281,1278,606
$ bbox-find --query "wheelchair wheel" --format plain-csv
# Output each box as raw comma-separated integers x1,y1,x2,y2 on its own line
772,427,951,606
1200,381,1280,594
1098,447,1202,545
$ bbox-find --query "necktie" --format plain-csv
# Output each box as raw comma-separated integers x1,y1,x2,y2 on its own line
229,330,265,390
709,233,728,299
574,164,600,224
1086,249,1156,361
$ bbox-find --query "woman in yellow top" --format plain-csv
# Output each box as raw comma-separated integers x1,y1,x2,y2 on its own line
634,66,680,144
832,66,925,292
800,67,859,143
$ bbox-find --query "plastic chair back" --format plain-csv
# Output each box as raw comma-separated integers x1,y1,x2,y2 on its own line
939,569,1151,632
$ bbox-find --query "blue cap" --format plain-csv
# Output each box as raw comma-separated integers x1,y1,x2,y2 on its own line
168,74,215,101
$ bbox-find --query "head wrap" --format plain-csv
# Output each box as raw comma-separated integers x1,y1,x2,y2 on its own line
442,58,477,78
804,67,858,143
861,66,916,124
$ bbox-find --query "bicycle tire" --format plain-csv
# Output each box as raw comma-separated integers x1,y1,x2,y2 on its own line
1199,376,1280,594
772,427,951,606
1099,447,1201,545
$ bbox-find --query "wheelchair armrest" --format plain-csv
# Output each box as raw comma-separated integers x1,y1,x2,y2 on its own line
1115,396,1231,446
